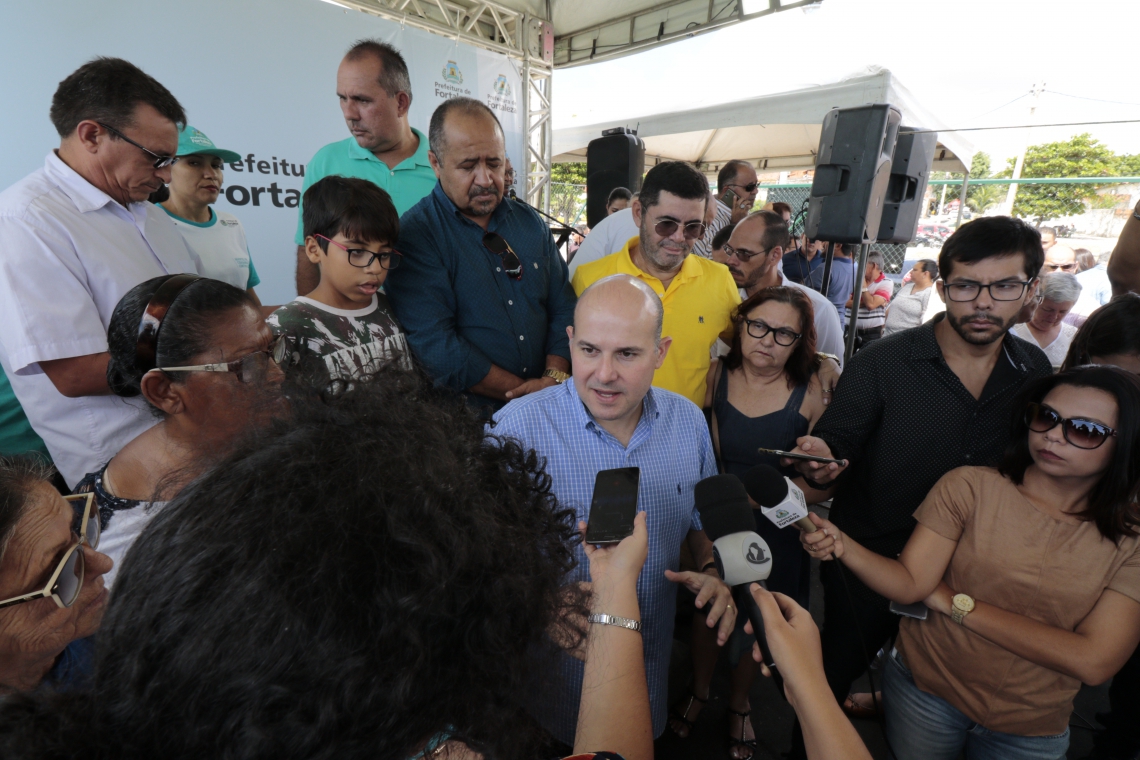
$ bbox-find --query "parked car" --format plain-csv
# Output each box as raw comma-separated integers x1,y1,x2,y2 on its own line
918,223,953,240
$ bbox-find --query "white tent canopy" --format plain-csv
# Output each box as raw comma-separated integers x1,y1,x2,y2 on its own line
553,68,975,174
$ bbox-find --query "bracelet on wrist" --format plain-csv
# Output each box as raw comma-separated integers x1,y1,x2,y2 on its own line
588,613,641,633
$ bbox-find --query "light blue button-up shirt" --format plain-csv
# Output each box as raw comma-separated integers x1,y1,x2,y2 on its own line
490,380,717,743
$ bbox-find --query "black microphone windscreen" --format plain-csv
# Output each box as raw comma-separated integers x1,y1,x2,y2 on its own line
741,464,789,508
694,475,755,541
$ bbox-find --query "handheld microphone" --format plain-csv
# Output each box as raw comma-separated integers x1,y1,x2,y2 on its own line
694,475,785,697
742,465,817,533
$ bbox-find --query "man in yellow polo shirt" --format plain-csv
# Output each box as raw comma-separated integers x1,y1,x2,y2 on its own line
572,161,740,406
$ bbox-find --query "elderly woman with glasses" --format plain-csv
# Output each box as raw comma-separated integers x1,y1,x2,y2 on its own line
803,365,1140,760
0,456,111,693
1012,272,1083,371
670,287,829,759
72,275,287,588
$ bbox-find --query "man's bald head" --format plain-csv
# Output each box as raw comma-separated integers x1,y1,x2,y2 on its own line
1044,244,1078,274
576,274,664,345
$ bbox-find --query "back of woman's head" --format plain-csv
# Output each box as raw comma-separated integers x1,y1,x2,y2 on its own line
1062,293,1140,371
105,275,255,402
1000,364,1140,542
0,369,585,760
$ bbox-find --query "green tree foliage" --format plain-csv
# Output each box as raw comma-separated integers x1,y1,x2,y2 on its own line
551,162,587,185
940,152,1005,213
549,162,588,223
1002,133,1117,222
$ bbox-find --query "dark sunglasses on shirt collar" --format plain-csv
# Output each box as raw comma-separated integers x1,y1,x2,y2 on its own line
483,232,523,280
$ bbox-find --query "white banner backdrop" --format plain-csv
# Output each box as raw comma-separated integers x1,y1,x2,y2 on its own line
0,0,525,305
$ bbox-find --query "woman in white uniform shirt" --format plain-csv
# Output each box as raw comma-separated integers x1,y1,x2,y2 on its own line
158,126,266,309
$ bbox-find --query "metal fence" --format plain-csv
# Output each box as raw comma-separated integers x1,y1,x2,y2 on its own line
550,182,587,227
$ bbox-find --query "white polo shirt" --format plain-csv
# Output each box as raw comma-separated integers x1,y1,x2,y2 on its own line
159,206,259,291
567,207,638,277
0,152,200,486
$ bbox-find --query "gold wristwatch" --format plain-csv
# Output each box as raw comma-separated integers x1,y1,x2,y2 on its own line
543,368,571,384
951,593,975,625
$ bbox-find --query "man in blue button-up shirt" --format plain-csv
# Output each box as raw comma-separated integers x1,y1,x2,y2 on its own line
386,98,575,411
491,274,735,745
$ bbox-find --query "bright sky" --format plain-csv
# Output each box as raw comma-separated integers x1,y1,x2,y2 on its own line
553,0,1140,169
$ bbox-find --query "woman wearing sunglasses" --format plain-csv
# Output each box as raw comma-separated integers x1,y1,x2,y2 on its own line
72,275,286,588
801,365,1140,760
0,455,111,692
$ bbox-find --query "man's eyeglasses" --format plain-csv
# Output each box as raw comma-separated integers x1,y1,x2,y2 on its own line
726,182,759,193
0,493,100,611
96,122,179,169
743,317,801,346
157,335,291,384
943,279,1033,302
483,232,523,280
1025,402,1116,450
723,243,771,263
652,218,707,241
1042,262,1077,273
315,235,402,270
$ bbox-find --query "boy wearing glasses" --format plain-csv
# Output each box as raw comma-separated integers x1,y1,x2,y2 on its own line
268,177,412,381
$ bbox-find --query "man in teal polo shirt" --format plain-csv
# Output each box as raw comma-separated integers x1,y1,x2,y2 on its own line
294,39,437,294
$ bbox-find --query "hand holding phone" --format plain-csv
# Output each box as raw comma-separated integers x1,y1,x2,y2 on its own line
585,467,641,545
780,436,848,485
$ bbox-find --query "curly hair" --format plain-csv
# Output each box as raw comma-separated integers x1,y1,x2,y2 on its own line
0,369,587,760
723,286,819,388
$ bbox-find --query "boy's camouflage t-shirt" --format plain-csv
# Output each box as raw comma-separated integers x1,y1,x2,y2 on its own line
267,295,413,380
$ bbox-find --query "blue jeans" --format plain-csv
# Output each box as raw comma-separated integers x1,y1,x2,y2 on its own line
882,647,1069,760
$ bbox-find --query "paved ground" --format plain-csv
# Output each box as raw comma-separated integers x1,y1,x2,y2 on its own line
653,506,1110,760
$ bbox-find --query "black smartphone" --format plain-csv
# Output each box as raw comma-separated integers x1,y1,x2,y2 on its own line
756,447,849,467
721,187,740,211
584,467,641,545
890,600,929,620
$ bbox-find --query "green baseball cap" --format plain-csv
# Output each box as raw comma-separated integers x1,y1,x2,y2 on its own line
176,125,241,163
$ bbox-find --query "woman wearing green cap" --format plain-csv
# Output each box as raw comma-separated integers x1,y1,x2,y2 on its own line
158,126,267,309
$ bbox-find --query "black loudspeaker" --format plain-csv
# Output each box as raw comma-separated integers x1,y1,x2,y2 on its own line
877,130,938,243
586,133,645,229
806,104,902,244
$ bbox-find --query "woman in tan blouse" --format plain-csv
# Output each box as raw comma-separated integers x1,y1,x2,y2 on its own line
801,365,1140,760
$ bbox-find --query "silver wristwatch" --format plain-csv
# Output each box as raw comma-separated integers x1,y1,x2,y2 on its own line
587,613,642,632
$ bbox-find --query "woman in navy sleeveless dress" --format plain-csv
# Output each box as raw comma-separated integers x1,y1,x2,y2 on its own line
670,286,831,759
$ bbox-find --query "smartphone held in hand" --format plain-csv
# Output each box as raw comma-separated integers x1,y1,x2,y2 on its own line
585,467,641,546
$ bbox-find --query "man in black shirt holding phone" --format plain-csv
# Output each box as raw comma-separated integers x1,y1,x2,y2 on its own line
782,216,1052,755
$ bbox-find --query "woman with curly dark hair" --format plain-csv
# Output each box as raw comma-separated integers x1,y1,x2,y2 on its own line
0,370,652,760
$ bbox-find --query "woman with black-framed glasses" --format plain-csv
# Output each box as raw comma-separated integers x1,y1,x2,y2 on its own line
802,365,1140,760
670,287,831,758
0,455,112,693
71,275,287,589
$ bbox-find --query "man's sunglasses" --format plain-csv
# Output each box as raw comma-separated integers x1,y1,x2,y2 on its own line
722,243,771,263
157,334,291,384
1042,262,1078,273
315,235,402,270
0,493,100,611
1025,402,1117,450
96,122,179,169
653,218,707,241
483,232,523,280
726,182,759,193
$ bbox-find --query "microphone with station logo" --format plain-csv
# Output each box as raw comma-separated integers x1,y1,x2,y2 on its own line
741,464,818,533
694,474,784,697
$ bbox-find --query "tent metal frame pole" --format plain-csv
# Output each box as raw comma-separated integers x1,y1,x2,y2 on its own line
955,171,970,227
844,243,870,363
